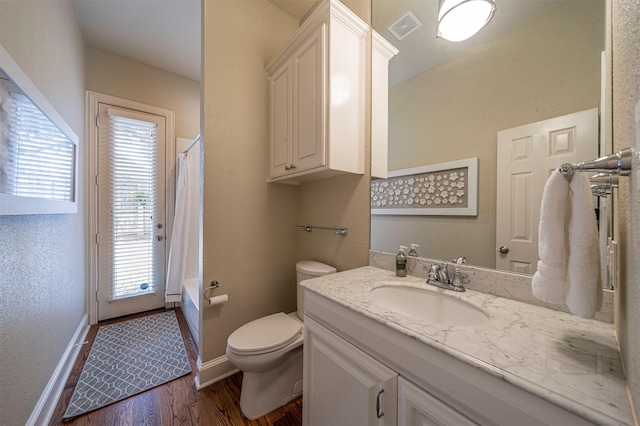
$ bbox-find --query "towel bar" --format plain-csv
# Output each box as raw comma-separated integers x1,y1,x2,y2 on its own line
297,224,348,236
559,148,633,178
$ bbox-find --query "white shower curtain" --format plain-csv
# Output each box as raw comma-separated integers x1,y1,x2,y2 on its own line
166,148,199,303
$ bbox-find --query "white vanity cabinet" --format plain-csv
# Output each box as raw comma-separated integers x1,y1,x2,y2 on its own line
266,0,368,183
303,289,601,426
398,377,477,426
304,316,398,426
304,316,471,426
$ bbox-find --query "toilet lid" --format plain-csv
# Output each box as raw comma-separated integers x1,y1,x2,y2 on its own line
228,312,302,355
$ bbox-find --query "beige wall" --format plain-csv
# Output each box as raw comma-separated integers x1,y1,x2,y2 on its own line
85,46,200,140
371,1,603,268
0,1,86,424
200,0,371,363
612,0,640,418
298,172,372,271
201,0,300,360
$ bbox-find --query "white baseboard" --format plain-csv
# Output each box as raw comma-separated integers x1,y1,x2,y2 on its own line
26,313,90,426
195,354,238,390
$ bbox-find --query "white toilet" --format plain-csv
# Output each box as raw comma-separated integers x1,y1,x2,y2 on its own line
226,260,336,420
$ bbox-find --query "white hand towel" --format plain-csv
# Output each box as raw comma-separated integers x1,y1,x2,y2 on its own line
566,173,602,319
532,170,570,305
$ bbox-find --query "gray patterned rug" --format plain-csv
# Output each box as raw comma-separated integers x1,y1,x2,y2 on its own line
63,311,191,419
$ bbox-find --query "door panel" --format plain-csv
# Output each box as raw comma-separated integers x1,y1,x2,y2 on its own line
398,377,478,426
496,108,598,273
293,24,326,171
304,317,398,426
97,103,167,321
269,60,292,178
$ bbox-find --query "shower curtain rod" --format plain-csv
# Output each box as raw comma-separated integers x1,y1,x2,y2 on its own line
183,134,201,155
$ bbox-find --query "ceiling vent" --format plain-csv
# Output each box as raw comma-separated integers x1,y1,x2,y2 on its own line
388,11,423,41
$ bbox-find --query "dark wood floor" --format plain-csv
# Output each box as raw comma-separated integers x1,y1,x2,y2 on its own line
49,308,302,426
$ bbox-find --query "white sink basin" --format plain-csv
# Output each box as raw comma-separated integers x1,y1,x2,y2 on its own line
370,285,490,326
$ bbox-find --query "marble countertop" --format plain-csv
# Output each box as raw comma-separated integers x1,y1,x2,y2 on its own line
301,266,632,425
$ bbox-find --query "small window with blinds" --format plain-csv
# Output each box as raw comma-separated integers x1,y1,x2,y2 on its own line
108,113,158,300
1,88,76,201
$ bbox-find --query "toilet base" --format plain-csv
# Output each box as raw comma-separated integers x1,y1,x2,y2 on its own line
239,345,303,420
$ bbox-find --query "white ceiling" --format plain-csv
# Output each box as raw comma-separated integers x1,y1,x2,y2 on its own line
72,0,201,82
71,0,563,86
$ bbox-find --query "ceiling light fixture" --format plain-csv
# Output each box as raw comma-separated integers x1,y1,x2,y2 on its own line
437,0,497,42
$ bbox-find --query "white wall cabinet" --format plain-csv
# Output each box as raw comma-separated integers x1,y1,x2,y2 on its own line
371,31,398,179
304,316,398,426
266,0,368,183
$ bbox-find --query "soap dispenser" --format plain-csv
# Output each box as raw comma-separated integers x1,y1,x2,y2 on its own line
408,243,419,257
396,245,408,277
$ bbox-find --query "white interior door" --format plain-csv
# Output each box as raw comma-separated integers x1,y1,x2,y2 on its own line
495,108,598,274
97,103,167,321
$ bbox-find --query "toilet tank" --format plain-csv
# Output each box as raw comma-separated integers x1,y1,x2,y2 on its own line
296,260,336,319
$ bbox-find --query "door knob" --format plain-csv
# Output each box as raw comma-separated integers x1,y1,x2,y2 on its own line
499,246,509,254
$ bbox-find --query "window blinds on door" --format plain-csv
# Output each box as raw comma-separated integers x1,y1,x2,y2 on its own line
107,112,158,300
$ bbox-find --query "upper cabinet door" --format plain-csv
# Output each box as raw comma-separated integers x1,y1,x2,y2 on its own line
268,59,293,179
292,23,327,173
265,0,368,183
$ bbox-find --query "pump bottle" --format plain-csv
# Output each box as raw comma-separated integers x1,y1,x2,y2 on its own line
396,245,408,277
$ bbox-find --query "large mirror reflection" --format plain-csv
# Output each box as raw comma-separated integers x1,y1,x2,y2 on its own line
371,0,609,275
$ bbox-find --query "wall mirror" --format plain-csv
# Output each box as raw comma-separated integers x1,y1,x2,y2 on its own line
371,0,611,278
0,44,78,215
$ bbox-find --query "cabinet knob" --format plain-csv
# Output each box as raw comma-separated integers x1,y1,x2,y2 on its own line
284,165,290,171
290,164,296,170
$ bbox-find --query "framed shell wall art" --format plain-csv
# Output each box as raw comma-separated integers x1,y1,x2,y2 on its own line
371,158,478,216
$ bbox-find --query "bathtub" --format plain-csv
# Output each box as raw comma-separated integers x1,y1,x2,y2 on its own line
182,277,199,346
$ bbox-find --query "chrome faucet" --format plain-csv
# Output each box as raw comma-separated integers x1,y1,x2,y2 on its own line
424,262,474,292
437,263,450,284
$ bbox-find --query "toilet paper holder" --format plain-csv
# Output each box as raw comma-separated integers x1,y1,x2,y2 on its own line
203,280,220,299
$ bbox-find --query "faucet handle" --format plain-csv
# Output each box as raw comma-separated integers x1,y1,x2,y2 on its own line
425,263,439,282
451,267,475,289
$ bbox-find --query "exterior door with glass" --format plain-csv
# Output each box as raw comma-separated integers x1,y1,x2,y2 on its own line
96,103,167,321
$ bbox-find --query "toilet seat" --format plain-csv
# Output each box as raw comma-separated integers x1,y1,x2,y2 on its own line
227,312,302,356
